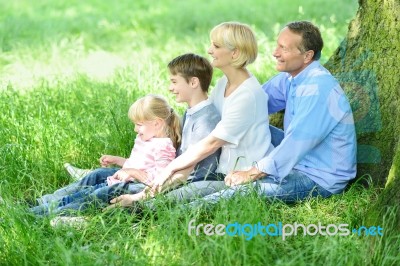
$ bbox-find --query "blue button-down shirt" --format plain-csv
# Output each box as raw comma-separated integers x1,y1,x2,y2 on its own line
258,61,357,193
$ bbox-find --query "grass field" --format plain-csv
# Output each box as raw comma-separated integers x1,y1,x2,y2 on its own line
1,0,399,265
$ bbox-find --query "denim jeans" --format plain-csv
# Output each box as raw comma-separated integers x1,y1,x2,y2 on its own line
54,181,146,215
31,181,146,216
36,167,120,205
188,170,332,207
186,125,333,207
269,124,285,148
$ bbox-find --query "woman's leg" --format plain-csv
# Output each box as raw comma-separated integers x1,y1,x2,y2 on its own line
163,181,226,202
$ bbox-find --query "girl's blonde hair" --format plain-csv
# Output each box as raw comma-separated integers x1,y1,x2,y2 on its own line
128,94,181,149
210,21,258,68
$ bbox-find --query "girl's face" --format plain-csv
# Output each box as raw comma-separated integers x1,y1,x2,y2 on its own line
207,39,234,69
134,120,161,141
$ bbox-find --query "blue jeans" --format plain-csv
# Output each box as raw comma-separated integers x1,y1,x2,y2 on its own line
54,181,146,215
36,168,120,205
187,126,332,206
188,170,332,207
31,181,146,216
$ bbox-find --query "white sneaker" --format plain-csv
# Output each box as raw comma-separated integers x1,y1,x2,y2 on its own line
64,163,93,180
50,216,88,228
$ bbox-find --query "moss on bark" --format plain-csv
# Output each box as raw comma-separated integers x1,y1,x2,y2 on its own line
325,0,400,186
325,0,400,227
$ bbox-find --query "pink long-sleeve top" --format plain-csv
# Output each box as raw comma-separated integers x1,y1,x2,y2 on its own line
107,136,176,186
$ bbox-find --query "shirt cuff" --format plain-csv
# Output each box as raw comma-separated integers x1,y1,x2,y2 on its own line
257,157,279,177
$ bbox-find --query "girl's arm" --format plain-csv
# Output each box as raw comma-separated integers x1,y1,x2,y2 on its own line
109,168,152,186
100,155,126,167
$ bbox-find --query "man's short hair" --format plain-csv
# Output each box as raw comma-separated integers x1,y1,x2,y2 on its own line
286,21,324,60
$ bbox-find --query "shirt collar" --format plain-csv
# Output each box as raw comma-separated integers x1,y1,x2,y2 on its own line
287,60,321,84
186,98,212,116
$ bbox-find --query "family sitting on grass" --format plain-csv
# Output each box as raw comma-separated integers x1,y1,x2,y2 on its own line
29,20,357,226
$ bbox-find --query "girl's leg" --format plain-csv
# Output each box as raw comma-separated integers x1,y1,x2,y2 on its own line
54,182,147,215
37,168,120,205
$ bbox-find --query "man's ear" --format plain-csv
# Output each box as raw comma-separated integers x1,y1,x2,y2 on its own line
304,50,314,64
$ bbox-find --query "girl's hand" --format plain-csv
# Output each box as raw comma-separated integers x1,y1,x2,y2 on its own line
100,155,115,167
111,169,133,182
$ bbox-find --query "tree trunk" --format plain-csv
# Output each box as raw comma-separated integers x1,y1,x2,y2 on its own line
325,0,400,226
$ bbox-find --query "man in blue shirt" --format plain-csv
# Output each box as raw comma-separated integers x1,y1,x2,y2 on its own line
224,20,357,202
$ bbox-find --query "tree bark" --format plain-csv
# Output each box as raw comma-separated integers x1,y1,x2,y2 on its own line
325,0,400,226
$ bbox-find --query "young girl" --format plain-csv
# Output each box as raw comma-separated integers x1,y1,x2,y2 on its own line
30,94,181,215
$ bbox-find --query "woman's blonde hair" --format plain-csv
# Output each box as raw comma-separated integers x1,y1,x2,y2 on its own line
210,21,258,68
128,94,181,149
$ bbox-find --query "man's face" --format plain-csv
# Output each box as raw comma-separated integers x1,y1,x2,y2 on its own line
272,27,311,77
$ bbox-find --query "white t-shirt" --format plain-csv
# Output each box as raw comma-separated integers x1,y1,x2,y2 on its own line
210,75,274,174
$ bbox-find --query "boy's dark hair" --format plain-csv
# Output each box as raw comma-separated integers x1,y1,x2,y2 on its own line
286,21,324,60
168,53,213,93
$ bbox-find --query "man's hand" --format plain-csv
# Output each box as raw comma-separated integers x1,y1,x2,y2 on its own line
225,167,266,186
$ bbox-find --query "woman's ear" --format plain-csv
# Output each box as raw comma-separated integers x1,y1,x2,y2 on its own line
232,48,240,59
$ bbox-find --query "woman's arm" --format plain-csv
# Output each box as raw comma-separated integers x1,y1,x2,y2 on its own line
152,135,226,192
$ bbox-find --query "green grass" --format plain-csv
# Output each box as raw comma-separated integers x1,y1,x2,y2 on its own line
1,0,399,265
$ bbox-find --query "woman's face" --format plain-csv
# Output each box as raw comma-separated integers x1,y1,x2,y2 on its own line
207,39,234,69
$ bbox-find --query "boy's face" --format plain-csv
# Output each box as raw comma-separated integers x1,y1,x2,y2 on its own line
168,73,193,105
